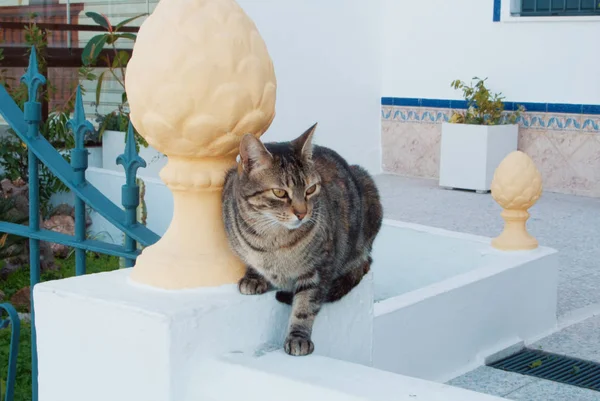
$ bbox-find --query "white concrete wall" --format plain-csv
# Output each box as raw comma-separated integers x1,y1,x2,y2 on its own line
372,220,559,383
372,221,493,301
382,0,600,104
190,352,506,401
34,268,374,401
238,0,383,173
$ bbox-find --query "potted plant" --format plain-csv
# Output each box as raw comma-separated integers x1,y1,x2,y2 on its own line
439,77,525,193
82,12,166,176
96,112,166,177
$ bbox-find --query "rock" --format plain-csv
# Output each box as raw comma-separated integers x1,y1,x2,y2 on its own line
50,203,74,218
1,178,29,215
10,287,30,312
43,215,75,258
18,313,31,323
0,257,24,279
51,203,92,228
40,241,60,271
0,178,59,269
12,177,26,187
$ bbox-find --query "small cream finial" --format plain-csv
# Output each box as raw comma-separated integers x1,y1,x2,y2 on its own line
491,151,542,251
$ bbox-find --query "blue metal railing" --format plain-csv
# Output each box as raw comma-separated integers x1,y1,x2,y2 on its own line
0,46,161,401
0,304,20,401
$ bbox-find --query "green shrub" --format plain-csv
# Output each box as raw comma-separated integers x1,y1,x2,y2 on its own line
449,77,525,125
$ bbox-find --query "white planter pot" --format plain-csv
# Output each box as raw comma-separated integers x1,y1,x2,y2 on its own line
101,130,167,178
439,122,518,192
86,146,103,168
57,146,102,168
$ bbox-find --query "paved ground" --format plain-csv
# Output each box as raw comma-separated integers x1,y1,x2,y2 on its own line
447,366,600,400
374,174,600,400
444,315,600,400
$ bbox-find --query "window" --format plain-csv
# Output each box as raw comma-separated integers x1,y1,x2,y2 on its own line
518,0,600,16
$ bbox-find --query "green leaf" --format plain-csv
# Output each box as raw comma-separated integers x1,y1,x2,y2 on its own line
81,34,109,65
98,112,114,138
114,13,147,31
121,91,127,105
95,71,106,107
529,360,543,369
105,34,118,45
85,11,112,31
114,33,138,42
112,50,130,69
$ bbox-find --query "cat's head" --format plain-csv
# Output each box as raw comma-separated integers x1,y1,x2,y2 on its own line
235,123,321,230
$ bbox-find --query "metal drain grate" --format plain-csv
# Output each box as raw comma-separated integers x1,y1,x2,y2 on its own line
489,349,600,392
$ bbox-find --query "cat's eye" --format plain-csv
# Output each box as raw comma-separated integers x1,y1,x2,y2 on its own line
306,184,317,195
272,189,287,198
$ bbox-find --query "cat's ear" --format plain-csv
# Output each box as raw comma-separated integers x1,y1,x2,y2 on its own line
293,122,317,160
239,134,272,173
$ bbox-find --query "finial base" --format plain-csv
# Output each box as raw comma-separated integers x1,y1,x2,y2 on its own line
129,157,245,289
491,209,539,251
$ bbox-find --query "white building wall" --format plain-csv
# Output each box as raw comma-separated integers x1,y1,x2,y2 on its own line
380,0,600,198
238,0,383,173
382,0,600,104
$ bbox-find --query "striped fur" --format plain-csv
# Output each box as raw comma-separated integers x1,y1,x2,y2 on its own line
222,123,383,356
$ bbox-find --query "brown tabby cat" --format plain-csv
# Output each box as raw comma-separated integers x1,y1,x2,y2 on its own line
222,123,383,356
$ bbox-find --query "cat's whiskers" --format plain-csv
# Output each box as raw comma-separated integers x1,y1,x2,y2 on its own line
245,213,282,235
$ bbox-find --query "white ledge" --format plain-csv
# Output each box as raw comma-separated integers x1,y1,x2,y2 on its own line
189,351,506,401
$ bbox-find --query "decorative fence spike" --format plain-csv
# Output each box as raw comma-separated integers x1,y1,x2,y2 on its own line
66,86,95,276
117,123,147,266
117,123,147,187
67,86,95,151
20,47,46,103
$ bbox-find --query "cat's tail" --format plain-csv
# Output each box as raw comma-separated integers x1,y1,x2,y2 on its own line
350,165,383,247
275,258,371,306
326,259,371,303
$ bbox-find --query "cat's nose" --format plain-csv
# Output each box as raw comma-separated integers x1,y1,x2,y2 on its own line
294,210,307,220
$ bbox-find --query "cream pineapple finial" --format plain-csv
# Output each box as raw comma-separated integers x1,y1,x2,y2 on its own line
124,0,277,289
491,151,542,251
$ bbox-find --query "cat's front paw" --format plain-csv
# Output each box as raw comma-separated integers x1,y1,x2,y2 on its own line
238,276,269,295
284,334,314,356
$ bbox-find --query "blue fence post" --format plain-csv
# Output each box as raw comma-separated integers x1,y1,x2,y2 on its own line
0,304,20,401
116,123,146,267
66,86,94,276
20,46,45,401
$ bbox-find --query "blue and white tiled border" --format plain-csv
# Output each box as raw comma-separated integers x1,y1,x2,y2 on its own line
381,97,600,132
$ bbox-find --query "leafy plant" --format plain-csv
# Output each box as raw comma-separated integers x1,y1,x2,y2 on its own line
82,11,148,149
0,15,96,218
0,197,28,262
448,77,525,125
0,136,69,218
